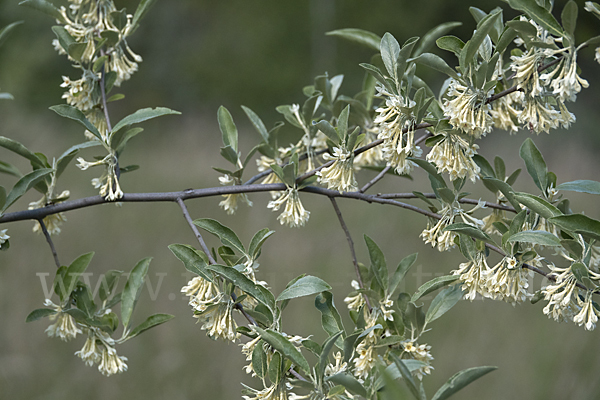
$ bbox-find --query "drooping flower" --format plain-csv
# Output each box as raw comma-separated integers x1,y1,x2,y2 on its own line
0,229,9,249
98,346,128,376
486,256,532,305
443,79,493,139
181,276,221,312
510,48,546,96
242,382,293,400
518,93,561,134
354,129,384,168
452,252,491,300
353,335,377,380
421,202,485,252
316,147,357,192
541,266,579,323
374,85,421,174
540,49,589,103
490,90,521,133
75,331,102,366
241,336,262,376
268,187,310,228
256,155,283,199
344,280,365,312
61,74,99,112
44,299,82,341
573,291,600,331
402,341,434,380
197,300,240,342
426,132,480,183
481,208,505,236
218,174,253,215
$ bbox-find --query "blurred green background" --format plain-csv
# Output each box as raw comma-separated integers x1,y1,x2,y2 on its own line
1,0,599,399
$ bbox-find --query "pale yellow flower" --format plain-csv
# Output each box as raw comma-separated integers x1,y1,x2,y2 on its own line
268,187,309,228
443,80,493,138
316,147,357,192
426,132,480,183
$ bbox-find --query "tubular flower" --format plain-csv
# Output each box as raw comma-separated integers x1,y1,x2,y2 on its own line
426,132,480,183
402,341,434,380
443,79,493,139
242,382,294,400
241,336,262,376
541,267,579,323
268,187,310,228
256,155,283,199
353,335,377,380
316,147,357,192
481,208,505,236
374,86,421,174
486,256,532,305
75,332,102,367
510,47,546,96
490,90,521,133
195,299,240,342
573,291,600,331
421,202,485,252
181,276,221,313
518,94,561,134
60,74,99,112
0,229,9,248
540,49,589,103
354,129,383,168
218,174,253,215
98,346,128,376
344,280,365,312
452,252,491,300
44,299,82,341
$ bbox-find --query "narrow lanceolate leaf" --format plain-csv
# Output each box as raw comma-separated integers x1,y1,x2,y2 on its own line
248,228,275,260
168,244,212,281
506,230,561,247
318,331,344,382
217,106,238,153
444,222,494,244
2,168,53,212
414,22,462,56
326,373,367,397
388,253,418,295
50,105,102,140
129,0,157,35
460,10,502,68
19,0,65,22
193,218,246,255
111,107,180,134
425,284,463,323
121,258,152,329
58,252,94,303
561,0,578,37
506,0,564,38
0,21,23,48
431,366,497,400
241,105,269,143
549,214,600,242
315,292,345,338
513,192,561,220
411,53,460,80
482,177,522,211
128,313,174,339
326,28,381,51
251,341,268,379
365,235,388,290
556,180,600,195
25,308,57,322
380,32,401,81
390,354,422,400
519,138,548,192
253,326,310,374
207,264,275,311
412,275,459,302
0,136,46,168
276,275,332,302
56,141,102,178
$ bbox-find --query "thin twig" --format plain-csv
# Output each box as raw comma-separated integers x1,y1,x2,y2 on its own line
176,198,216,264
329,197,372,310
99,52,113,132
360,165,390,193
37,218,61,268
377,193,516,212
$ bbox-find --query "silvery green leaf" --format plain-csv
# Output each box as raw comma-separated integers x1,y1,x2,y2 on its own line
253,326,310,374
482,177,522,211
326,373,368,397
337,105,350,141
431,366,497,400
365,235,388,291
460,10,502,68
57,252,94,304
252,340,268,379
98,270,123,303
168,243,213,281
425,284,463,323
314,120,340,144
207,264,275,312
506,230,561,247
359,63,395,93
19,0,64,22
0,21,23,48
56,141,102,178
111,107,180,136
121,257,152,329
318,331,344,383
388,253,418,295
2,168,53,212
390,354,423,400
0,160,21,178
220,145,239,165
436,35,465,56
326,28,381,51
50,105,102,140
380,32,401,82
412,275,459,302
513,192,561,219
411,52,461,81
415,22,462,56
112,127,144,155
519,138,548,192
248,228,275,260
128,313,174,339
549,214,600,242
496,26,518,53
268,350,282,384
193,218,246,255
25,308,57,322
242,105,269,143
315,291,345,340
444,222,494,244
129,0,157,35
276,275,332,302
51,26,76,54
505,0,564,38
556,180,600,195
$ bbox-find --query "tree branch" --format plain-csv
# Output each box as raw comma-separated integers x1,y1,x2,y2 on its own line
176,198,216,264
329,197,372,310
37,218,61,268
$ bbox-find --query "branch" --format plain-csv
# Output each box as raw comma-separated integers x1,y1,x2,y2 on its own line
176,198,216,264
37,219,61,268
360,165,391,193
376,193,516,212
329,197,372,310
99,52,113,132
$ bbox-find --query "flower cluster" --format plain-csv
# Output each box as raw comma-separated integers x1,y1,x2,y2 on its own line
316,146,357,193
426,132,481,183
421,201,485,252
0,229,9,249
443,80,493,138
218,174,253,215
402,341,434,380
76,328,128,376
268,186,310,228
